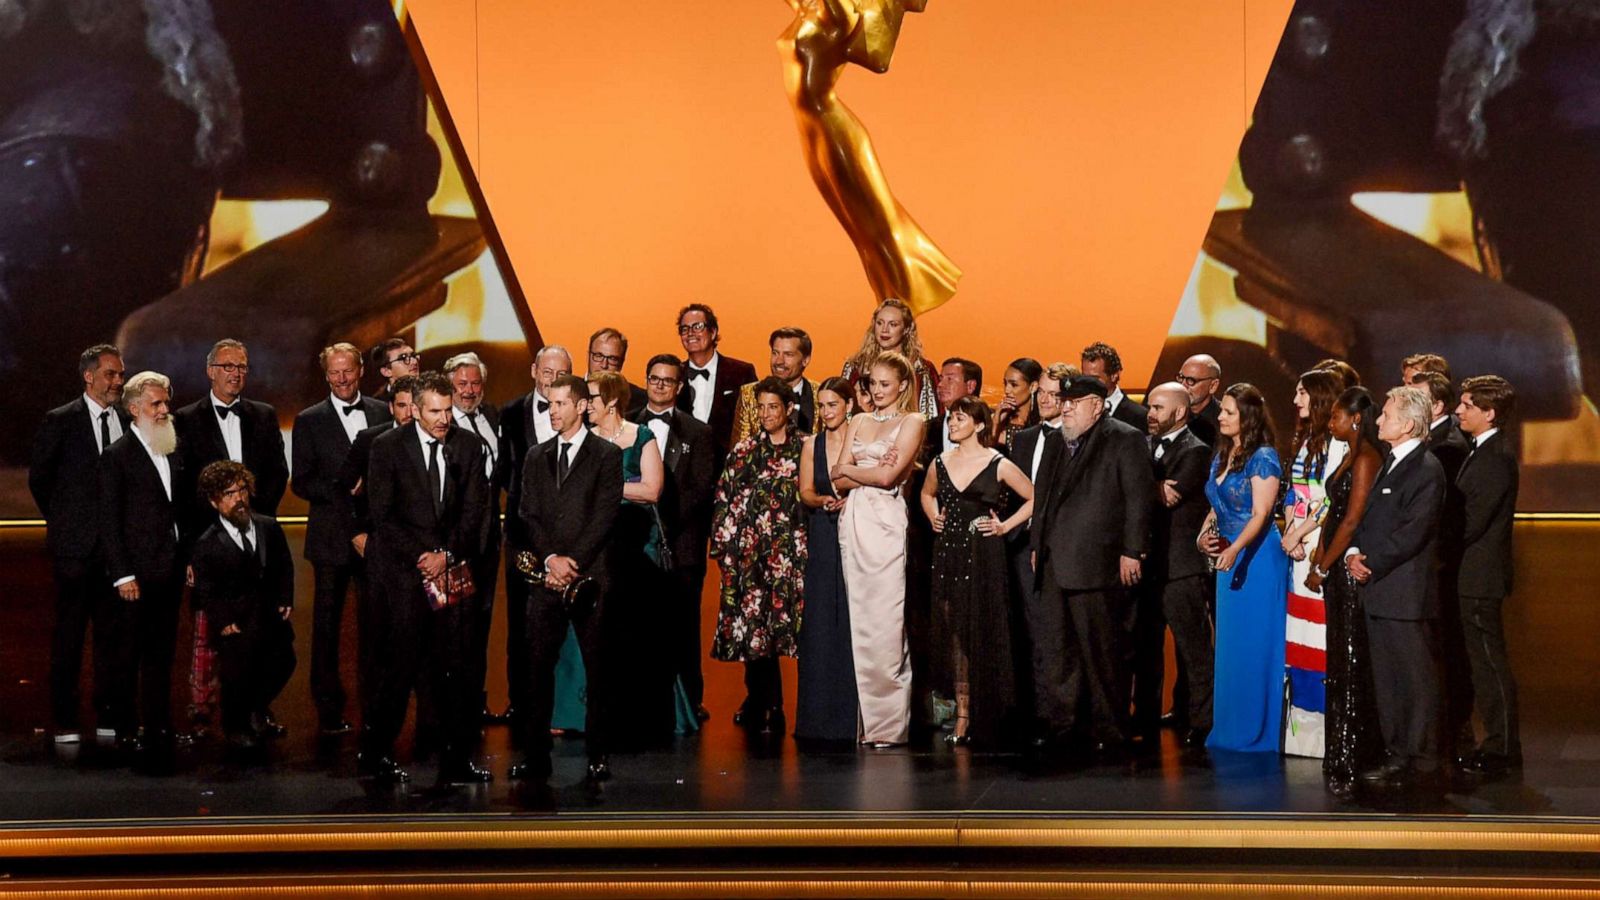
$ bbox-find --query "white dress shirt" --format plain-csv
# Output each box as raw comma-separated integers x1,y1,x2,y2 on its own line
84,393,123,453
1107,387,1128,417
686,352,721,424
1475,427,1500,447
1152,424,1187,461
1346,436,1424,561
211,391,245,462
415,422,447,502
113,425,175,586
453,405,498,480
1030,421,1062,483
334,393,369,442
1430,414,1450,433
219,514,256,554
643,406,671,460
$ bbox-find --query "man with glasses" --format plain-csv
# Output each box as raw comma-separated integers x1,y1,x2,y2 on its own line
1175,354,1222,446
371,338,422,401
174,339,288,519
673,303,757,469
587,327,647,415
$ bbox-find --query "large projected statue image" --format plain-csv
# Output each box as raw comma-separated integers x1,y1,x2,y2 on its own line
779,0,961,316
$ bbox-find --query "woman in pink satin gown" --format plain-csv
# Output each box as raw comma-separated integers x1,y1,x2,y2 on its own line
833,351,927,747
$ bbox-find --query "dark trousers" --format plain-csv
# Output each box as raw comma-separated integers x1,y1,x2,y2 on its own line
1005,539,1038,724
365,590,477,765
106,576,182,736
743,657,784,710
670,562,708,709
49,556,114,730
356,569,381,725
468,542,501,709
310,561,361,724
1460,594,1520,760
1036,560,1134,744
1365,614,1441,771
1436,565,1474,753
1160,574,1215,731
520,585,609,760
216,620,296,736
1129,582,1166,735
504,548,531,715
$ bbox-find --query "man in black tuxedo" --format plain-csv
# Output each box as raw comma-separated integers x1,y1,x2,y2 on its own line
1029,375,1154,756
1347,386,1448,791
587,327,648,415
1413,369,1474,755
1081,341,1148,432
359,372,491,785
1176,354,1222,446
173,339,288,525
446,352,504,723
919,357,982,467
290,342,391,735
30,344,128,743
189,461,296,752
674,303,758,469
498,344,574,723
1133,383,1214,747
1454,375,1522,778
509,374,623,784
98,371,185,763
632,354,717,722
338,375,418,725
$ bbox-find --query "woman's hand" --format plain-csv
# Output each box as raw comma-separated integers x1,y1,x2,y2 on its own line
1305,568,1325,592
1215,544,1241,572
975,512,1004,536
1280,532,1300,555
930,509,946,533
1288,542,1307,561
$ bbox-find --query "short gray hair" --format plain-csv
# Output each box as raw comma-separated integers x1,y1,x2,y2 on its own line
206,338,246,366
122,371,171,410
1385,386,1433,440
443,351,486,381
534,344,572,370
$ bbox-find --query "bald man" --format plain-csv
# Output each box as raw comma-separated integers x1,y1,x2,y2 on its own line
1176,355,1222,446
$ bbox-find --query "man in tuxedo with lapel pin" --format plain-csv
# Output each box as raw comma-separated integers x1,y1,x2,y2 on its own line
98,371,185,767
1081,341,1149,433
509,374,623,784
731,327,821,444
674,303,757,471
1347,386,1448,792
30,344,128,744
631,353,717,723
291,343,391,736
173,339,288,522
1453,375,1522,779
446,352,504,724
359,372,491,785
497,344,573,724
587,327,648,415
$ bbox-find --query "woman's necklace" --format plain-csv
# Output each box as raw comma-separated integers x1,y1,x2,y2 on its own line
594,422,624,442
869,410,899,423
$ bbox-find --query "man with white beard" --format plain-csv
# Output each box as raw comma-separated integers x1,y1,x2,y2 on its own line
99,371,187,769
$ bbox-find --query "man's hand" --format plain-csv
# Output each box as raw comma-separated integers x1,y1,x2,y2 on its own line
185,565,196,588
417,550,448,580
547,555,580,584
221,623,241,636
1119,555,1142,586
1160,479,1181,508
351,534,368,557
117,579,140,602
1347,553,1372,584
278,606,293,621
351,477,364,495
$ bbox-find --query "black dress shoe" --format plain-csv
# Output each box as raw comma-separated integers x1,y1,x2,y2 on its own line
114,733,145,756
356,752,410,784
439,760,494,784
1462,753,1521,780
1360,760,1406,785
732,706,750,727
508,755,553,782
319,718,354,736
1181,727,1210,748
224,730,261,753
480,707,509,725
257,711,288,738
586,755,611,782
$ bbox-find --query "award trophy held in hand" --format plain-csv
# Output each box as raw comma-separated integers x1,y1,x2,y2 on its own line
513,550,600,616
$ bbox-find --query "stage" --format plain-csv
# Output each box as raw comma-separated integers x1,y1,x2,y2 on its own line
1,522,1598,897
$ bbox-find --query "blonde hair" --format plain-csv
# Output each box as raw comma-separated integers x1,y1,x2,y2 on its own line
318,342,362,372
869,351,919,415
845,298,925,376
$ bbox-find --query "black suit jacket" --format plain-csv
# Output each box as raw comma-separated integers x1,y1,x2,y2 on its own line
291,396,391,565
1004,422,1061,546
675,354,758,465
627,381,649,418
1031,415,1155,591
189,512,294,639
98,431,185,584
365,424,490,597
173,396,288,520
629,406,717,563
1189,398,1220,446
1110,393,1149,432
336,421,400,540
518,432,623,588
1351,446,1447,620
1456,431,1518,599
499,390,556,550
1148,428,1211,580
30,396,131,560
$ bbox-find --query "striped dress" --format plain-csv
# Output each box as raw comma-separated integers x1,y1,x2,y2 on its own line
1282,438,1346,758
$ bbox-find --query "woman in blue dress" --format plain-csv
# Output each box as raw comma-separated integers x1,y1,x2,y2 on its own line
1203,383,1291,753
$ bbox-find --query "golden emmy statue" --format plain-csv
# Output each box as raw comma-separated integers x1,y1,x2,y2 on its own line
779,0,961,315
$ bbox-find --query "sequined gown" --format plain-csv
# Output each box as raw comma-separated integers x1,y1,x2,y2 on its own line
928,453,1016,744
1320,462,1383,792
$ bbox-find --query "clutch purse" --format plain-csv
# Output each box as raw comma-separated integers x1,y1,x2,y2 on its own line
514,550,600,617
423,559,476,611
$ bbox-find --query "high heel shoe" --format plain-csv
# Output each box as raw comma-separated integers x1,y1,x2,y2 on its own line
944,733,971,746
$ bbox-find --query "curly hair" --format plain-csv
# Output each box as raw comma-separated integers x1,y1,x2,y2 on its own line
845,298,925,376
197,459,254,504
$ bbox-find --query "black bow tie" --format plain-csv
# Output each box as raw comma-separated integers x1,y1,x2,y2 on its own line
688,366,710,381
536,399,550,413
341,403,362,416
643,410,673,423
215,404,235,419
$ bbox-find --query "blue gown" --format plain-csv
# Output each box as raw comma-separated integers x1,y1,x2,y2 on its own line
1205,446,1291,753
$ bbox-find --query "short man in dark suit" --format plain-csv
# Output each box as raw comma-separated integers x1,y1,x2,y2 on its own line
173,339,288,522
99,371,185,763
1454,375,1522,778
508,374,623,784
1081,341,1149,433
369,337,421,402
1347,386,1449,791
359,372,491,785
674,303,758,469
497,344,574,723
1133,382,1214,747
189,461,296,752
1029,375,1154,756
446,352,504,723
30,344,128,743
290,342,391,735
587,326,648,415
631,353,717,721
1176,354,1222,446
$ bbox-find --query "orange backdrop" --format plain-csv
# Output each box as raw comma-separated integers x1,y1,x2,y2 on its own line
407,0,1292,395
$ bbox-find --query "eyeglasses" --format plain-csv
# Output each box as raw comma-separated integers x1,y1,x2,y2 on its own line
387,352,420,365
646,375,680,387
589,351,624,367
1174,374,1217,387
677,322,709,335
210,363,250,374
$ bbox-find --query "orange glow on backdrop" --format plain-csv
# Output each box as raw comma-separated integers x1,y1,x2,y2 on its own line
407,0,1294,394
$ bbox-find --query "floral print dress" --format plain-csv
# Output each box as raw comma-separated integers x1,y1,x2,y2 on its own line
710,431,807,661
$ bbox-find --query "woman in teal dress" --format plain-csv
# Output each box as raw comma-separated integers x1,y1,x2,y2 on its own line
1202,383,1291,754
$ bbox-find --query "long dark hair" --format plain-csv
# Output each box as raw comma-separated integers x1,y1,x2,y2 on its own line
817,376,856,428
1215,383,1277,475
1292,369,1343,476
948,395,996,448
1334,386,1381,456
1005,357,1043,427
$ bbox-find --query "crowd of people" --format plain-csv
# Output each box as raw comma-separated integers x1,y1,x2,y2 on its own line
28,297,1522,797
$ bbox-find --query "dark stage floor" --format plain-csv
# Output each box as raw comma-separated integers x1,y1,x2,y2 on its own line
1,523,1597,825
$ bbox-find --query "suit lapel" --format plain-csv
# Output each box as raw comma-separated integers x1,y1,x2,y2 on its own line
403,427,438,516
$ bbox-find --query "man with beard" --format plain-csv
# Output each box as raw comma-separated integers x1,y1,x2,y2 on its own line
188,461,295,754
446,352,503,725
731,327,820,443
359,372,490,785
99,371,186,767
30,344,128,744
